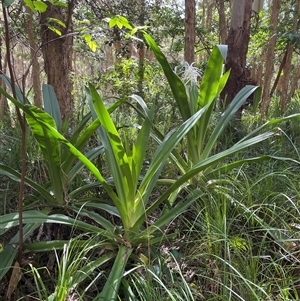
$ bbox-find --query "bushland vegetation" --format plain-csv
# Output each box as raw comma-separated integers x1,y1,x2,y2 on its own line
1,1,300,300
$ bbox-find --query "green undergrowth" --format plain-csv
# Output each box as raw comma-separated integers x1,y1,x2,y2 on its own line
1,112,300,300
1,21,300,300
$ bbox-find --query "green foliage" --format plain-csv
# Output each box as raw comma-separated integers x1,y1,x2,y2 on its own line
0,92,102,205
0,79,205,298
1,23,300,299
24,0,48,13
142,30,299,191
95,58,175,135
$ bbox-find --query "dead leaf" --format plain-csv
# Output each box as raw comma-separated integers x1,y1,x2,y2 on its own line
6,261,22,301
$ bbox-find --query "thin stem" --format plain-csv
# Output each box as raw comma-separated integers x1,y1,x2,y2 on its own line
2,4,26,265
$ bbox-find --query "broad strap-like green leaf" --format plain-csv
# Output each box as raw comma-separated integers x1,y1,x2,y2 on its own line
68,112,92,146
143,31,190,121
0,211,115,239
198,45,227,108
67,145,104,184
0,88,63,200
188,83,199,115
194,98,215,161
142,130,278,222
127,101,189,172
98,126,129,227
132,108,207,233
86,86,127,138
201,85,259,160
88,84,133,188
42,84,62,132
130,94,154,193
192,69,230,152
62,116,101,172
26,105,64,204
134,189,203,245
0,87,118,205
88,84,135,222
0,75,26,104
71,207,115,232
98,245,133,301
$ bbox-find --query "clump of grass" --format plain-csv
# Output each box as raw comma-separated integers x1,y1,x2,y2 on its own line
176,160,300,300
21,233,111,300
122,249,198,301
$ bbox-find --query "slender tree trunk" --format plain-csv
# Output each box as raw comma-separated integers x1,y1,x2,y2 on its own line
270,48,288,99
279,44,294,112
25,6,42,108
217,0,227,44
137,0,145,98
40,0,74,121
260,0,281,116
205,2,213,29
288,58,300,100
221,0,252,110
184,0,196,64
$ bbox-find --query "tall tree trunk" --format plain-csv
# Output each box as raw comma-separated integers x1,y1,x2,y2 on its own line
40,0,74,121
217,0,227,44
279,0,300,113
260,0,281,116
184,0,196,64
270,48,288,99
221,0,252,110
25,6,42,108
279,44,294,112
288,58,300,100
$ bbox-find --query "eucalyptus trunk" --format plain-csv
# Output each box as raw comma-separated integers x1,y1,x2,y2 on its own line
260,0,281,116
40,0,74,122
184,0,196,64
221,0,252,110
288,58,300,100
217,0,227,44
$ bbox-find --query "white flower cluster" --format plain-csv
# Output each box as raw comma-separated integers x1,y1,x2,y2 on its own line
175,62,201,85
